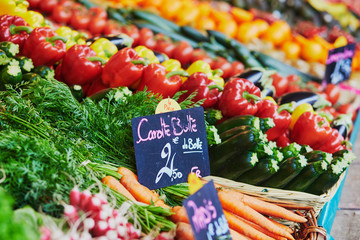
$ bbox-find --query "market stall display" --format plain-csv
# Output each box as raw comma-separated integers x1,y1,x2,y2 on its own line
0,0,359,239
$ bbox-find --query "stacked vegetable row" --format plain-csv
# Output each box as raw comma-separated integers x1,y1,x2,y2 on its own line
210,114,356,194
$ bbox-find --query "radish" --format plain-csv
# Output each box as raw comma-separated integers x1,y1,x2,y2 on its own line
93,210,110,221
83,218,95,230
40,226,52,240
86,196,102,213
117,225,127,238
155,231,175,240
105,230,118,240
70,187,81,208
79,190,92,211
91,221,109,237
107,218,116,229
94,193,108,204
64,204,79,224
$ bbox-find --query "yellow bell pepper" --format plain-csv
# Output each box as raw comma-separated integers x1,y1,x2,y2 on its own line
56,27,87,50
290,103,315,129
187,60,225,87
162,59,188,83
90,38,118,61
134,46,159,64
0,0,28,16
22,10,45,28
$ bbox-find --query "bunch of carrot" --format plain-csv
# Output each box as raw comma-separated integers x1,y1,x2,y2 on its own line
102,167,308,240
172,184,307,240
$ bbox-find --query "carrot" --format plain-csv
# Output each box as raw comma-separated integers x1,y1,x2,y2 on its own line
218,191,294,240
118,167,138,180
176,222,195,240
268,218,294,234
221,189,307,223
230,229,251,240
171,206,189,223
238,216,288,240
117,167,170,208
101,176,136,201
224,210,275,240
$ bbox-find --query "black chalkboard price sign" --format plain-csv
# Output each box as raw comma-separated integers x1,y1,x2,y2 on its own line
183,181,232,240
131,107,210,190
324,43,356,84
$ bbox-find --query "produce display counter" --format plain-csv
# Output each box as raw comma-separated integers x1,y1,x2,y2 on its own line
318,108,360,239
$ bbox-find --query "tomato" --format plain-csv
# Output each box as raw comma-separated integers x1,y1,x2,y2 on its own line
337,103,357,121
229,61,244,78
103,20,122,35
88,6,107,20
28,0,41,8
138,28,156,49
58,0,74,7
305,81,323,92
211,57,232,79
39,0,58,13
51,5,72,24
88,17,106,35
324,84,341,105
70,11,90,30
120,25,140,46
191,49,213,65
272,73,289,97
154,36,176,59
172,41,193,66
318,106,338,119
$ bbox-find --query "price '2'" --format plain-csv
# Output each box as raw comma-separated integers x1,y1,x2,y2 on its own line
155,143,183,184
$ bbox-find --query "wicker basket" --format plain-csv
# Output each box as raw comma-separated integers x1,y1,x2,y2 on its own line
204,170,346,217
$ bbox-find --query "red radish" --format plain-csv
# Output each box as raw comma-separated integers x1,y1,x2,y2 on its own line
83,218,95,230
117,225,127,237
92,210,110,221
86,196,102,213
91,221,109,237
64,204,79,224
79,231,92,240
70,187,81,207
94,193,108,204
155,231,175,240
40,226,52,240
106,230,118,240
107,217,116,229
79,190,92,210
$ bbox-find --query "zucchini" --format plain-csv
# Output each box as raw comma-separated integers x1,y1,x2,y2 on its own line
213,151,259,179
70,85,84,102
106,7,127,24
280,142,302,159
284,160,328,192
252,50,322,83
131,9,181,33
33,65,55,80
0,60,22,90
259,117,275,132
231,41,263,68
0,41,19,58
304,157,346,195
0,49,11,66
205,109,222,125
303,150,332,164
22,72,41,83
180,26,209,42
133,21,198,48
219,125,258,141
332,149,356,165
236,156,279,185
209,128,261,172
206,30,233,48
216,115,260,134
262,155,308,189
15,56,34,73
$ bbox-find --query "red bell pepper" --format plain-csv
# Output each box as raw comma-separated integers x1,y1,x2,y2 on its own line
317,128,345,153
0,15,33,50
61,45,105,87
137,63,188,98
86,76,108,97
219,78,261,117
290,111,332,149
22,27,67,67
256,99,291,141
275,129,291,147
101,47,147,88
178,72,222,108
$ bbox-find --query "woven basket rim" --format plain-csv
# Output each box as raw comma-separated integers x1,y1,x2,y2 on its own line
204,170,346,216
